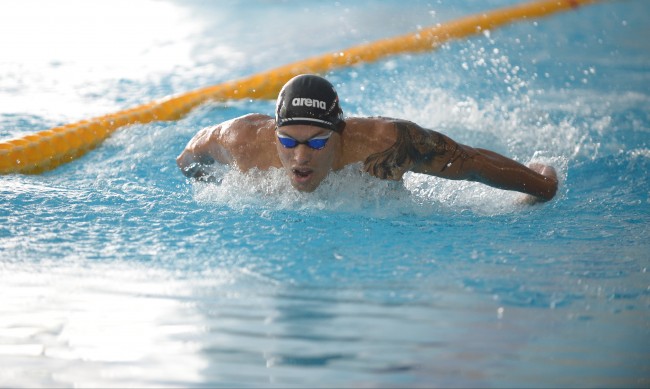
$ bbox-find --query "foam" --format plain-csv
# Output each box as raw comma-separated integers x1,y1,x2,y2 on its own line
190,159,562,217
191,65,578,217
192,164,415,216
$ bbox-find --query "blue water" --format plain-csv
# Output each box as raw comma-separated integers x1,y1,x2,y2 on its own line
1,0,649,387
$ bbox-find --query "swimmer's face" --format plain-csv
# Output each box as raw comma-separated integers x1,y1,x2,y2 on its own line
275,125,339,192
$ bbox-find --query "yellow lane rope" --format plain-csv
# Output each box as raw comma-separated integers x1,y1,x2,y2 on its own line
1,0,603,174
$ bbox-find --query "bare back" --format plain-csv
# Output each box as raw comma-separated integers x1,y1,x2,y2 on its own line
177,113,280,175
177,114,400,174
179,114,469,179
177,113,557,201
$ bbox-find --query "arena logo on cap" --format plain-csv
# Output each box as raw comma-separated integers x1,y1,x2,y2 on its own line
291,97,326,110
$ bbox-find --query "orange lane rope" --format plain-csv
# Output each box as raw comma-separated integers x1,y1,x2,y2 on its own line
0,0,602,174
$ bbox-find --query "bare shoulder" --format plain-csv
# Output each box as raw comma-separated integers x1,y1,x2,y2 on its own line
216,113,275,144
338,117,399,165
235,113,275,130
178,113,277,171
343,117,398,138
345,117,456,180
216,113,278,170
343,116,432,143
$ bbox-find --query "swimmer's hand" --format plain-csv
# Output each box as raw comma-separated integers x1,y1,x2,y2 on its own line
180,162,222,183
181,162,209,180
177,146,217,181
519,163,558,205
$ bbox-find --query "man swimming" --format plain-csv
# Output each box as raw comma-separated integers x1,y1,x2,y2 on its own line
177,74,558,203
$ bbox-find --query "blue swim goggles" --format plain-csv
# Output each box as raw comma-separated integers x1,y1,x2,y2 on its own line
276,131,333,150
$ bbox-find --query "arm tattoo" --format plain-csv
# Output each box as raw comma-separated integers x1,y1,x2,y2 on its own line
363,120,469,179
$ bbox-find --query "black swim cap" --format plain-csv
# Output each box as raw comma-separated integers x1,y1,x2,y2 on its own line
275,74,344,132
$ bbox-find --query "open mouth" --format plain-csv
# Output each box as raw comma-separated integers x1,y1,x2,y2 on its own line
292,167,313,181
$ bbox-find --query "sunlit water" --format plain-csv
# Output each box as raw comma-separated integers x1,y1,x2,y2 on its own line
1,0,648,387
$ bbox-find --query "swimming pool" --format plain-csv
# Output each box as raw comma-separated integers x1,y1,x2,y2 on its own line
1,0,648,387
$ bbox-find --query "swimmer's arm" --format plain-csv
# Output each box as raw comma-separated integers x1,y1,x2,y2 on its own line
413,127,558,202
420,142,558,202
176,126,230,180
364,120,557,202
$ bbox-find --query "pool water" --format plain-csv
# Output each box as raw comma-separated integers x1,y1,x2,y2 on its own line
1,0,648,387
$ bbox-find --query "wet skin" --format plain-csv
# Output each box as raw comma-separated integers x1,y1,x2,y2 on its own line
176,114,558,202
275,125,341,192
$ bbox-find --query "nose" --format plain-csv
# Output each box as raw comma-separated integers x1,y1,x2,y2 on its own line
293,144,312,165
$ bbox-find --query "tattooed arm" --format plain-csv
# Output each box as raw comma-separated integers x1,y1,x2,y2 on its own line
363,119,558,202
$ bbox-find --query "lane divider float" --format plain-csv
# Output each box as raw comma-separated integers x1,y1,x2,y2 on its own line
0,0,602,174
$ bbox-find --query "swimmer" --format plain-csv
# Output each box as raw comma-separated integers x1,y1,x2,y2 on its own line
177,74,558,203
